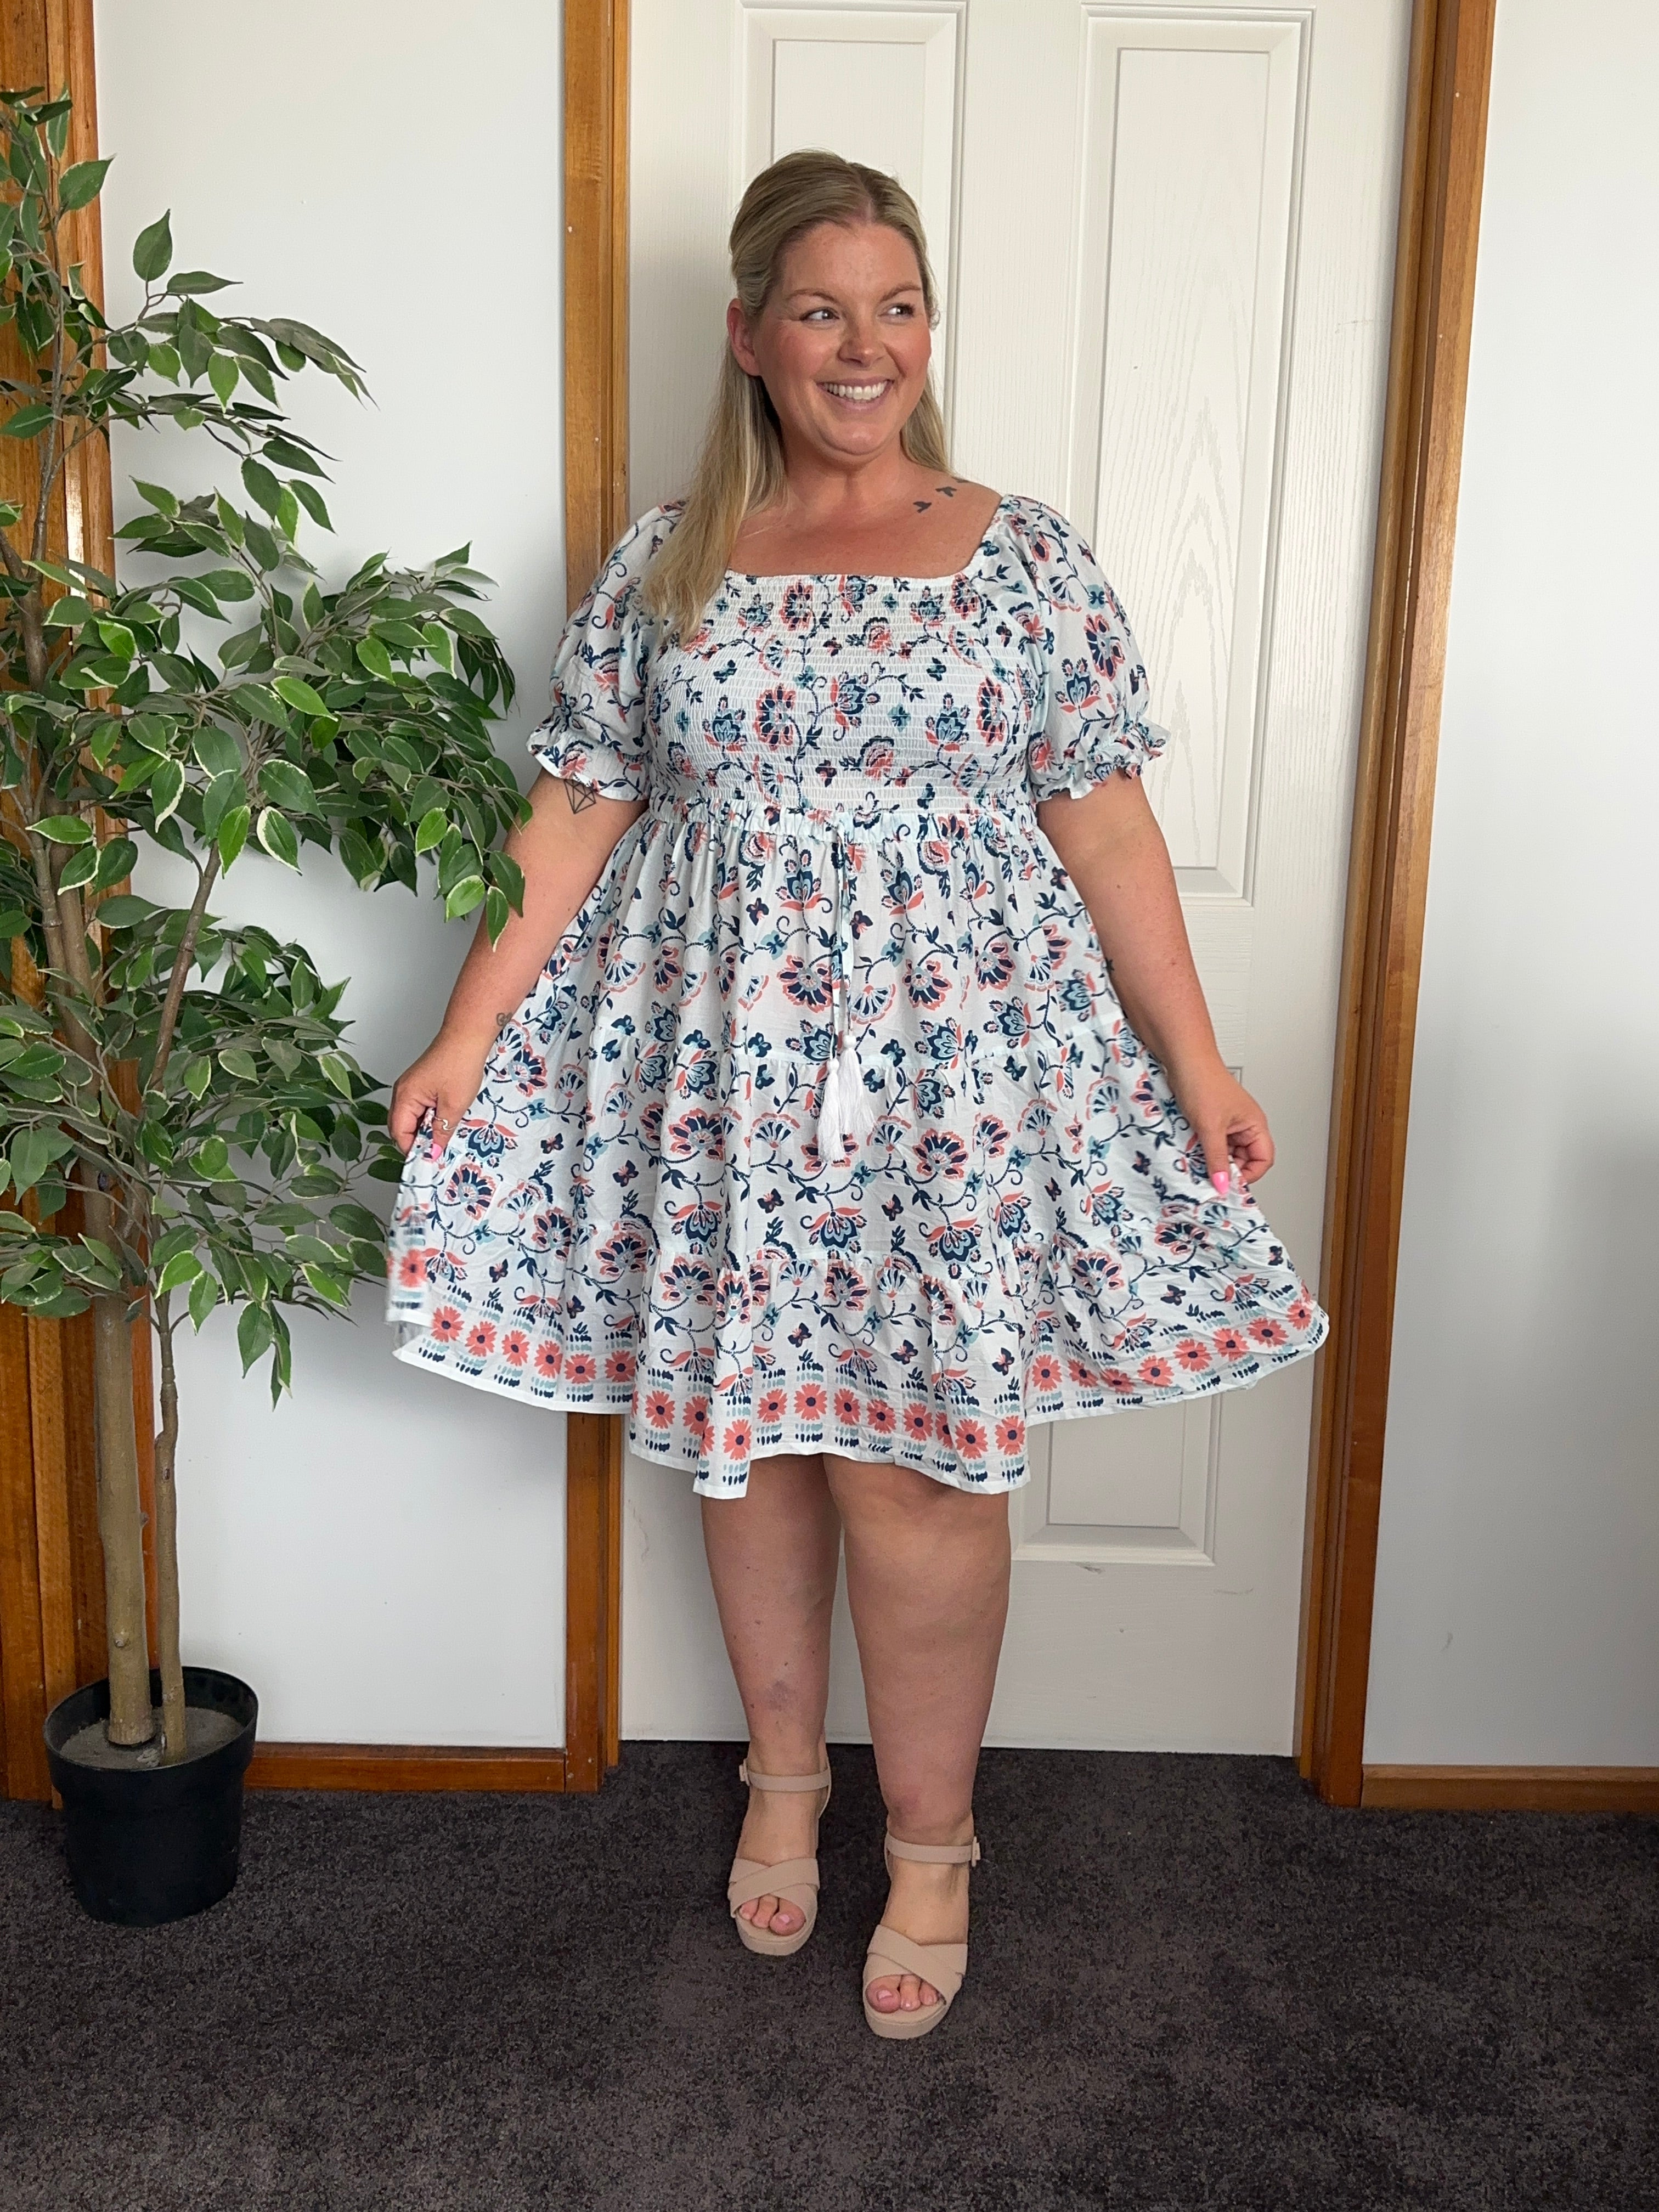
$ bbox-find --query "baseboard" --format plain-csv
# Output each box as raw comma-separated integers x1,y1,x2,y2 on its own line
246,1742,568,1793
1361,1764,1659,1813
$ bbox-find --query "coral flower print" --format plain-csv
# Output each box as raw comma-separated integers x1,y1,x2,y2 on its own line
386,495,1327,1497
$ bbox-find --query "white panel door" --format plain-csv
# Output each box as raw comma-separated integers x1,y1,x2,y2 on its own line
623,0,1408,1750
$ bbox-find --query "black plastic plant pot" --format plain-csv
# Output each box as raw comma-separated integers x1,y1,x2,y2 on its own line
43,1666,258,1927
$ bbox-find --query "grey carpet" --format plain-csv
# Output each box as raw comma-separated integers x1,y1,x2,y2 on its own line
1,1743,1655,2211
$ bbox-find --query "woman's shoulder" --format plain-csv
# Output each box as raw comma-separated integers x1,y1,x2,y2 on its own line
988,495,1116,606
603,500,685,582
991,493,1091,558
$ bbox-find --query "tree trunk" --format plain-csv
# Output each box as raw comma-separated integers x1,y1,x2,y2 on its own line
86,1179,153,1746
154,1302,186,1762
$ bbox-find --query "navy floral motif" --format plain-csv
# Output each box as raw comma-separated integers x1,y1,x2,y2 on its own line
386,496,1328,1494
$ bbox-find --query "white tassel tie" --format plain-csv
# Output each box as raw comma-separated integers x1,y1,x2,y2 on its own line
817,1026,879,1158
816,827,881,1159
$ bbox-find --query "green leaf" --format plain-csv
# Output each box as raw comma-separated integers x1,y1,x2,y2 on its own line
272,675,328,718
33,814,93,845
183,1055,212,1099
200,769,242,837
236,1301,273,1374
93,837,139,892
258,759,317,814
157,1249,202,1294
147,341,181,381
256,805,300,870
317,1051,354,1097
168,269,235,296
355,636,393,681
10,1128,68,1197
132,477,179,517
193,724,242,777
150,756,185,825
57,842,100,891
197,567,255,602
128,713,174,756
132,209,172,282
413,806,447,855
444,874,487,921
291,480,331,532
218,1046,259,1080
96,893,155,928
57,157,112,211
207,351,239,406
217,803,251,871
193,1134,230,1178
421,622,455,674
188,1268,219,1330
243,518,281,572
3,402,55,439
241,456,281,516
484,885,510,944
172,576,228,620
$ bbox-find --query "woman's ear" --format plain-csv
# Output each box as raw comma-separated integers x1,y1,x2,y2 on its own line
727,296,761,377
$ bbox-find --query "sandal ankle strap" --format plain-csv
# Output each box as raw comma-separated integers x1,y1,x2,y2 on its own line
884,1829,980,1866
738,1757,832,1793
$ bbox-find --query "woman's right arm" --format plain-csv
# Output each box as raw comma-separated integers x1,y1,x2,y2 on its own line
389,770,645,1156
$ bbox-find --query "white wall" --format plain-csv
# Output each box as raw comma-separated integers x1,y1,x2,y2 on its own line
95,3,571,1744
1367,0,1659,1764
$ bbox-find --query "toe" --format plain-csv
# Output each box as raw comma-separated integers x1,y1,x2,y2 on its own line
867,1976,900,2011
770,1899,803,1934
899,1973,922,2011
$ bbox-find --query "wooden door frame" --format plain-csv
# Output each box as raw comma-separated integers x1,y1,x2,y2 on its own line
3,0,1519,1809
1295,0,1498,1805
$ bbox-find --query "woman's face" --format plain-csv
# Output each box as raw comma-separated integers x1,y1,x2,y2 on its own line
728,218,932,472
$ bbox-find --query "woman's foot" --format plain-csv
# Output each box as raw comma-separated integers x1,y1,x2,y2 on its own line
733,1745,830,1940
864,1824,973,2015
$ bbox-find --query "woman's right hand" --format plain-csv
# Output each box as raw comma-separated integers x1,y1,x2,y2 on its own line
390,1026,495,1159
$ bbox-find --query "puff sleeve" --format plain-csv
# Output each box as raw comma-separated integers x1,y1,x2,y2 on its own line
527,504,680,801
1012,499,1167,802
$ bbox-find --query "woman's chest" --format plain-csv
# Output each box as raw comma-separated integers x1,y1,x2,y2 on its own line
645,576,1045,798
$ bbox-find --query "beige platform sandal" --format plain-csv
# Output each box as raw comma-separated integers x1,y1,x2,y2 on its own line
726,1754,832,1958
862,1829,981,2040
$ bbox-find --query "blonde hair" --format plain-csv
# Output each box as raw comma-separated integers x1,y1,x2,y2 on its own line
641,149,950,641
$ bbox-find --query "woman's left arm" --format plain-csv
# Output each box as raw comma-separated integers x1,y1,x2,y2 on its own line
1036,771,1274,1190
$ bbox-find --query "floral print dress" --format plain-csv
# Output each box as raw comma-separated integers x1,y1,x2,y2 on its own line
386,495,1328,1496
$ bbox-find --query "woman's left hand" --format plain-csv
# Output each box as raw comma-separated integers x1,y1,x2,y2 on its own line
1172,1059,1276,1192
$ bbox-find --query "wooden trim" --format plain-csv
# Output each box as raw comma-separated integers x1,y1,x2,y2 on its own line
247,1743,566,1794
0,0,116,1805
1297,0,1498,1807
563,0,631,611
1362,1767,1659,1815
563,1410,623,1791
560,0,630,1792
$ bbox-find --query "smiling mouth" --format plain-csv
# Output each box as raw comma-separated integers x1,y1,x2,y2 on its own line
820,380,892,406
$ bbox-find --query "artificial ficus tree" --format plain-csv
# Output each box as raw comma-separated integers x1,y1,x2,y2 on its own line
0,87,527,1760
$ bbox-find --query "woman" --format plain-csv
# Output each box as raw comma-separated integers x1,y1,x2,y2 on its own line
387,151,1327,2039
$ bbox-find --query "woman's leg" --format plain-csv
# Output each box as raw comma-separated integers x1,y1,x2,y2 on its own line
823,1451,1011,2015
701,1449,841,1937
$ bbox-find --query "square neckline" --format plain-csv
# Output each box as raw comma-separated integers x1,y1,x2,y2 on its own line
724,491,1015,588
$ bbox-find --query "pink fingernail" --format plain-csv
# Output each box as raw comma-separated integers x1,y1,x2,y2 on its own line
1212,1171,1229,1194
427,1140,442,1161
